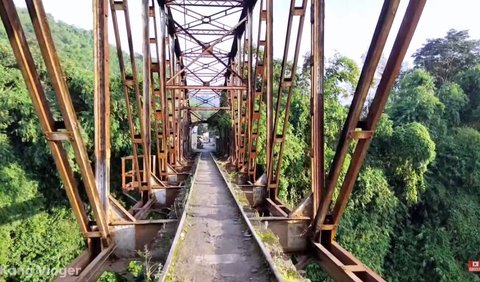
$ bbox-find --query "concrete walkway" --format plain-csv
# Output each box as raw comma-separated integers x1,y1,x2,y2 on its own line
168,150,271,281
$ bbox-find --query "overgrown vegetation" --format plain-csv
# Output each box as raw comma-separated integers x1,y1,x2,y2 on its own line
97,247,163,282
0,6,479,281
0,10,133,281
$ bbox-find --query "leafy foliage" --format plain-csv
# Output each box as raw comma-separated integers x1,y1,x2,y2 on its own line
336,167,398,274
436,82,468,127
388,122,436,203
455,65,480,128
413,29,480,85
388,69,445,134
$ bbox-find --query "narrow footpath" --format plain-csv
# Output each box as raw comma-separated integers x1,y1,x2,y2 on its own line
168,148,272,281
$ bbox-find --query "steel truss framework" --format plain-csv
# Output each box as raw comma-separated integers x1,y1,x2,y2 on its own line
0,0,426,280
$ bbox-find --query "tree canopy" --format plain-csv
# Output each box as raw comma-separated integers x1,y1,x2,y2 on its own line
413,29,480,85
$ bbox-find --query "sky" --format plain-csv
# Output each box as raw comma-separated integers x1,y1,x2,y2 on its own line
12,0,480,67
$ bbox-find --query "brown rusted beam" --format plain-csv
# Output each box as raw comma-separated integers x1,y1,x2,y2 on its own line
246,0,266,182
24,0,109,239
166,0,242,8
0,0,91,238
245,5,254,170
328,0,400,230
314,0,400,238
266,198,289,217
109,195,137,222
332,0,427,226
60,250,91,277
73,244,116,281
313,241,385,282
158,1,169,180
265,0,273,196
94,0,110,215
110,219,178,225
228,73,238,165
311,0,325,221
265,0,308,201
177,29,232,36
314,0,427,240
109,0,144,189
134,198,155,219
190,111,204,121
142,0,152,197
150,0,170,181
235,10,251,170
314,0,399,238
231,36,245,169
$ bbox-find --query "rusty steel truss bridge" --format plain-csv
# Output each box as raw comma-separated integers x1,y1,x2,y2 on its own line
0,0,426,281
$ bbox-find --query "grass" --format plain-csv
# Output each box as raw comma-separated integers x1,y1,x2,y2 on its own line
163,209,190,282
257,229,280,245
254,225,305,282
162,160,198,282
236,190,251,206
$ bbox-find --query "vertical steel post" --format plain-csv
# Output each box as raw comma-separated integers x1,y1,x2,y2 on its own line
311,0,325,219
266,0,273,197
142,0,152,199
247,0,266,182
159,3,168,179
247,5,253,171
236,36,243,168
93,0,110,214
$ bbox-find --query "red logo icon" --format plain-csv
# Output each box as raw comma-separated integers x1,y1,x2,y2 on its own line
469,261,480,272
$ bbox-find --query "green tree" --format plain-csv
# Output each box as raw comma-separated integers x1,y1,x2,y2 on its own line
455,65,480,128
413,29,480,84
436,82,468,127
388,122,436,204
336,167,398,274
325,55,360,99
388,69,445,136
